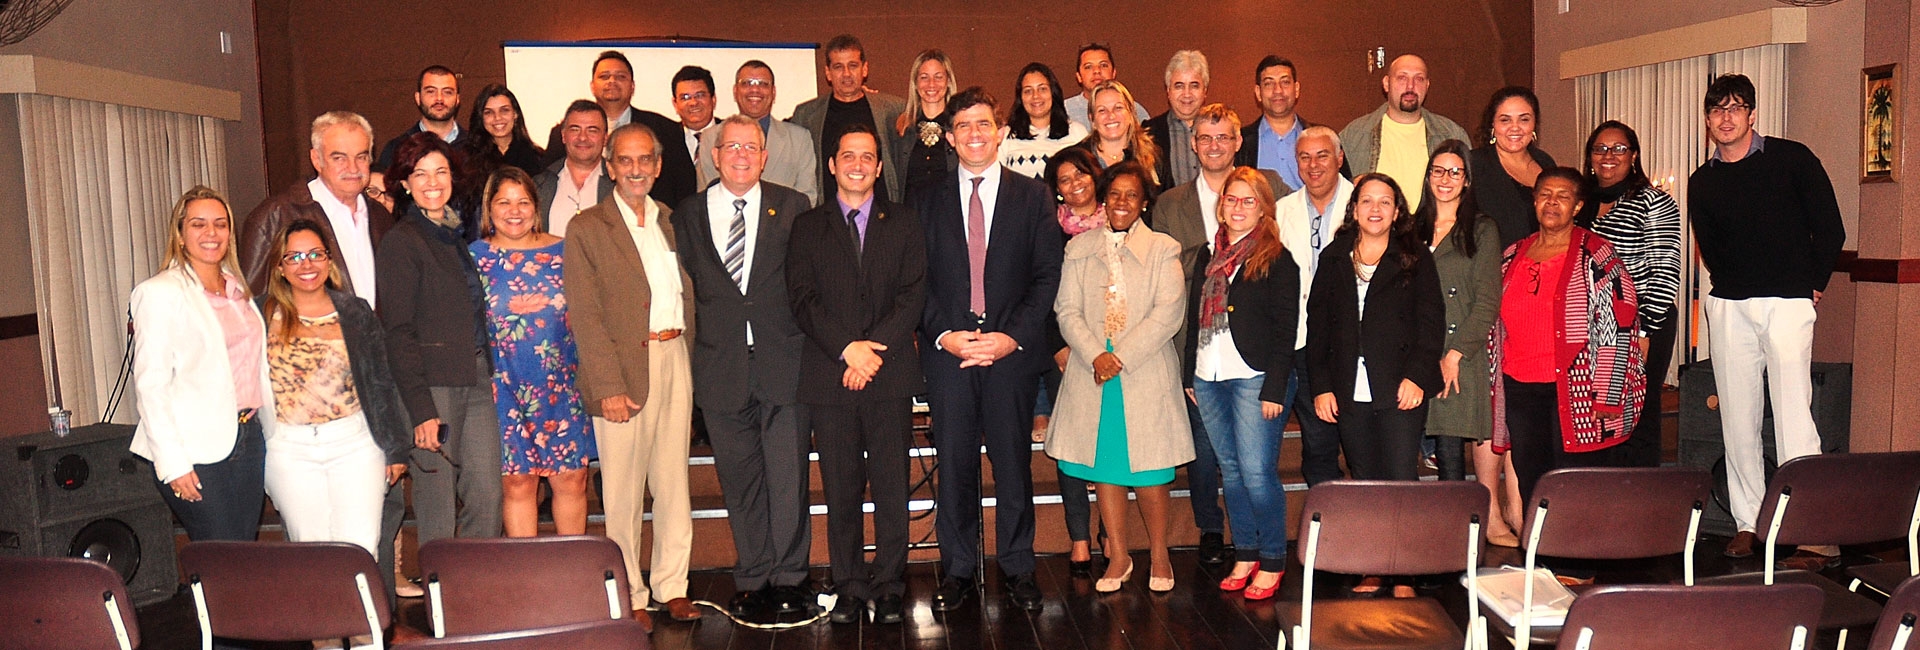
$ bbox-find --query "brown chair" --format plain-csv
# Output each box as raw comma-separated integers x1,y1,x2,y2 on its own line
1495,467,1712,649
417,535,631,637
1846,461,1920,597
178,540,392,649
1280,480,1492,650
1558,583,1823,649
1695,451,1920,649
395,619,651,649
1865,575,1920,650
0,556,140,650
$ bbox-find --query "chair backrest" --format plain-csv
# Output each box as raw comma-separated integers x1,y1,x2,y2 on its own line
1756,451,1920,547
1561,584,1823,650
1524,467,1711,560
394,619,652,649
178,540,391,643
1300,480,1490,575
1867,575,1920,650
0,556,140,650
418,535,631,636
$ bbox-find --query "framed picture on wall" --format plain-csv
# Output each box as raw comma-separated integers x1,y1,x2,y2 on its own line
1863,64,1898,183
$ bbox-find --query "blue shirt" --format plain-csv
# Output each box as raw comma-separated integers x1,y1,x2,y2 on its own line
838,193,875,245
1304,196,1334,277
1708,131,1766,164
1255,116,1305,192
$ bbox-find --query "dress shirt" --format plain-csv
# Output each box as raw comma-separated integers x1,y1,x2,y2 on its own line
1197,174,1222,252
958,162,1004,242
707,183,763,344
1352,266,1376,402
206,273,264,410
1255,115,1304,191
308,177,377,307
838,193,874,246
611,107,635,130
419,119,462,144
683,123,706,163
548,162,605,237
612,192,685,331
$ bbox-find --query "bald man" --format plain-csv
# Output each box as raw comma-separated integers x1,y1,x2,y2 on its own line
1336,54,1469,208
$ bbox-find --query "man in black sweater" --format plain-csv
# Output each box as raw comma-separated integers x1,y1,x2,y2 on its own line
1687,74,1845,567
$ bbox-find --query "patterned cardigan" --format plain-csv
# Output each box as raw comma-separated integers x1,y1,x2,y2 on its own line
1490,227,1645,453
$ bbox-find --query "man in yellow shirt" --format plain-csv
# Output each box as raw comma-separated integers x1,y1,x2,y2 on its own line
1338,54,1470,209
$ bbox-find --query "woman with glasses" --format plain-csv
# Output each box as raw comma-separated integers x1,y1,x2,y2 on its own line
259,219,411,556
1492,167,1643,502
892,49,956,202
1001,62,1089,180
1578,121,1682,468
1468,86,1555,248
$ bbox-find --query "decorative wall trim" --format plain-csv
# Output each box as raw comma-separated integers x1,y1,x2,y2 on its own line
0,314,34,340
0,54,241,121
1559,7,1807,79
1841,250,1920,284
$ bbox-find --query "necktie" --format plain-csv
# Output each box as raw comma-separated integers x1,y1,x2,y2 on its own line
725,198,748,292
966,177,987,316
846,208,863,262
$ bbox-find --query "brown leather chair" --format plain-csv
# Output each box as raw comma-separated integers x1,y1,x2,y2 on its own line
178,540,392,649
417,535,631,637
1558,583,1823,649
395,619,651,649
1494,467,1711,649
1865,575,1920,650
1280,480,1491,650
1846,455,1920,597
1695,451,1920,648
0,556,140,650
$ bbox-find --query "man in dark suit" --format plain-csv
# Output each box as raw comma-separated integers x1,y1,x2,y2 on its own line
786,121,926,625
1234,56,1311,194
544,50,698,207
916,87,1062,612
1143,50,1210,190
669,114,815,620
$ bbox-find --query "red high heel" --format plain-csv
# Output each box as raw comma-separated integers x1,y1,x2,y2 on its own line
1242,571,1285,601
1218,572,1251,591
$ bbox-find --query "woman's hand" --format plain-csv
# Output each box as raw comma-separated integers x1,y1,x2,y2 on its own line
386,464,408,485
1054,347,1071,373
1091,352,1124,384
1313,393,1339,423
1396,379,1425,410
414,418,443,452
1185,388,1198,406
1261,400,1285,420
168,471,203,502
1439,350,1464,397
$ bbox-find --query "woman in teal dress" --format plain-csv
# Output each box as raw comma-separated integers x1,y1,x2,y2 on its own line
469,167,596,538
1046,161,1193,594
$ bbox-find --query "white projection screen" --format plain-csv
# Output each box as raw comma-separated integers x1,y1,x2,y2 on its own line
503,40,820,136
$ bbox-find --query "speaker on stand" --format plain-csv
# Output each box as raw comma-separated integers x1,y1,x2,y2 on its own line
1677,362,1852,538
1,424,180,605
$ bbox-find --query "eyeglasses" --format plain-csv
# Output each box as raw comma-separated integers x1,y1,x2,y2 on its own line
675,91,712,102
737,78,772,88
1193,134,1238,147
1428,166,1465,180
282,249,329,265
1707,103,1752,118
1220,195,1261,209
720,142,764,154
1589,144,1633,156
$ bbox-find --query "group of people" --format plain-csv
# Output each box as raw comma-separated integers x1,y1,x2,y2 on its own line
128,31,1846,639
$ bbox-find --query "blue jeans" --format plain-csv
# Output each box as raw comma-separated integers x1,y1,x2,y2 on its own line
1192,376,1286,571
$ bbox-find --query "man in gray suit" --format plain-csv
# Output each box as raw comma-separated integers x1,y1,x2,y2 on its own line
698,61,820,205
669,114,815,621
534,100,614,236
790,34,906,202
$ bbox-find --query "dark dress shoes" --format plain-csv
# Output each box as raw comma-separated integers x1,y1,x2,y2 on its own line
1006,573,1044,611
931,575,974,611
727,589,765,619
1198,532,1233,565
871,593,905,624
829,594,865,624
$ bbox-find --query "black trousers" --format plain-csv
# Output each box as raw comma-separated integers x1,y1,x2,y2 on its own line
929,364,1038,579
1504,376,1625,501
1290,349,1348,485
1617,323,1677,467
706,396,813,591
812,399,912,600
1335,397,1428,481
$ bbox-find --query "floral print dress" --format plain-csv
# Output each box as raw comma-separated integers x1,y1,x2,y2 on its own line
470,239,596,475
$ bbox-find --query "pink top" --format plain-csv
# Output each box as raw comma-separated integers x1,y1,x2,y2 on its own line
204,274,264,410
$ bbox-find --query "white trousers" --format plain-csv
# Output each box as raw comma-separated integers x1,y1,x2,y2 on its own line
265,411,387,555
1704,296,1822,532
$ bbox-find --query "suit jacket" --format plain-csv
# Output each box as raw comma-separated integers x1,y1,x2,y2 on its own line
533,157,616,230
238,182,395,297
1233,115,1321,173
697,118,821,205
376,208,489,424
786,195,927,405
915,166,1064,380
1143,112,1179,190
563,196,696,415
1304,234,1446,400
129,265,276,483
1275,176,1355,350
1181,245,1300,403
670,182,812,410
790,92,908,201
544,105,697,207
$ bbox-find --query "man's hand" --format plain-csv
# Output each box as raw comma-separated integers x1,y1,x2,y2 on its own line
414,418,443,452
1091,352,1124,384
600,395,642,424
956,332,1018,367
843,341,887,378
842,367,871,391
1261,400,1285,420
1813,290,1823,307
1314,393,1339,423
940,330,981,362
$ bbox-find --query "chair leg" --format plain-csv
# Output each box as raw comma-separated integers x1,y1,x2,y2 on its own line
190,577,213,650
1684,501,1703,586
1763,493,1793,586
102,592,133,650
353,573,385,650
1292,515,1323,650
1466,516,1483,650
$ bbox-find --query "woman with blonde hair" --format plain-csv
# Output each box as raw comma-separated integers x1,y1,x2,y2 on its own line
893,48,957,202
1071,81,1162,188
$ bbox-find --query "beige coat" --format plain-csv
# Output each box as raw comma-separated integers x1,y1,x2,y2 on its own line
1045,223,1194,473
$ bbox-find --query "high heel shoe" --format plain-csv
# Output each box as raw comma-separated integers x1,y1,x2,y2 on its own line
1095,559,1134,593
1242,571,1284,601
1149,573,1175,593
1218,572,1251,591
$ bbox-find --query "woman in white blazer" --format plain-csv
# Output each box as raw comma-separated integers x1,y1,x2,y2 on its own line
129,186,275,541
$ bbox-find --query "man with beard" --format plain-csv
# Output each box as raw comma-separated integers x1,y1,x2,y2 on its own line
378,65,463,169
1337,54,1468,206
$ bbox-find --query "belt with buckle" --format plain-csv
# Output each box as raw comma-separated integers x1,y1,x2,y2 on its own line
649,329,683,342
237,408,258,423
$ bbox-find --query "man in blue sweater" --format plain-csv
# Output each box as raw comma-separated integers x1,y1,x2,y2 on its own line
1687,74,1846,567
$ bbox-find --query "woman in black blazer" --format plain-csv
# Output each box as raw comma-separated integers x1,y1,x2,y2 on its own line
1307,173,1445,484
1183,167,1299,601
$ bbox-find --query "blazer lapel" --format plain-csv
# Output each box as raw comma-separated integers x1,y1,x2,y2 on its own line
747,192,781,291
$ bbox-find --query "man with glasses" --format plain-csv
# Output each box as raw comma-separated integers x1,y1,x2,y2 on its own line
533,100,613,236
1274,126,1353,486
1687,74,1845,567
698,61,821,205
1235,56,1313,193
670,66,718,165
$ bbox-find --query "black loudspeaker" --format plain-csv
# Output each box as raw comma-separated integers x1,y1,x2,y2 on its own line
1677,362,1852,538
0,424,180,605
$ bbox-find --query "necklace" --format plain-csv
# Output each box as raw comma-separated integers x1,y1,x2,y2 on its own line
296,311,340,327
1351,246,1383,282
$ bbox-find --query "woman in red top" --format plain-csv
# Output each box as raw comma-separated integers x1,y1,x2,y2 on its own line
1490,167,1644,501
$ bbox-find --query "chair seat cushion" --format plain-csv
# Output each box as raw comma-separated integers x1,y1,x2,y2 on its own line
1844,562,1914,597
1694,570,1881,629
1278,597,1466,650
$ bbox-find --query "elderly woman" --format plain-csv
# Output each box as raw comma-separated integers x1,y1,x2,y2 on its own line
1579,120,1682,468
1047,161,1191,594
1071,81,1162,187
1492,166,1644,501
1184,167,1299,600
1001,62,1090,179
893,49,957,202
470,167,596,537
1469,86,1556,247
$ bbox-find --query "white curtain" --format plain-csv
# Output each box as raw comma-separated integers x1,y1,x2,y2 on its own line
1573,43,1790,374
16,94,229,426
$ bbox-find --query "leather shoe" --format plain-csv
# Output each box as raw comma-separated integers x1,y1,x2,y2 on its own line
664,597,700,622
631,608,654,633
1198,532,1230,565
727,589,765,618
1006,573,1044,611
829,595,865,624
1724,531,1758,559
1777,549,1842,572
767,584,817,615
1069,559,1094,578
871,594,904,624
931,576,973,612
